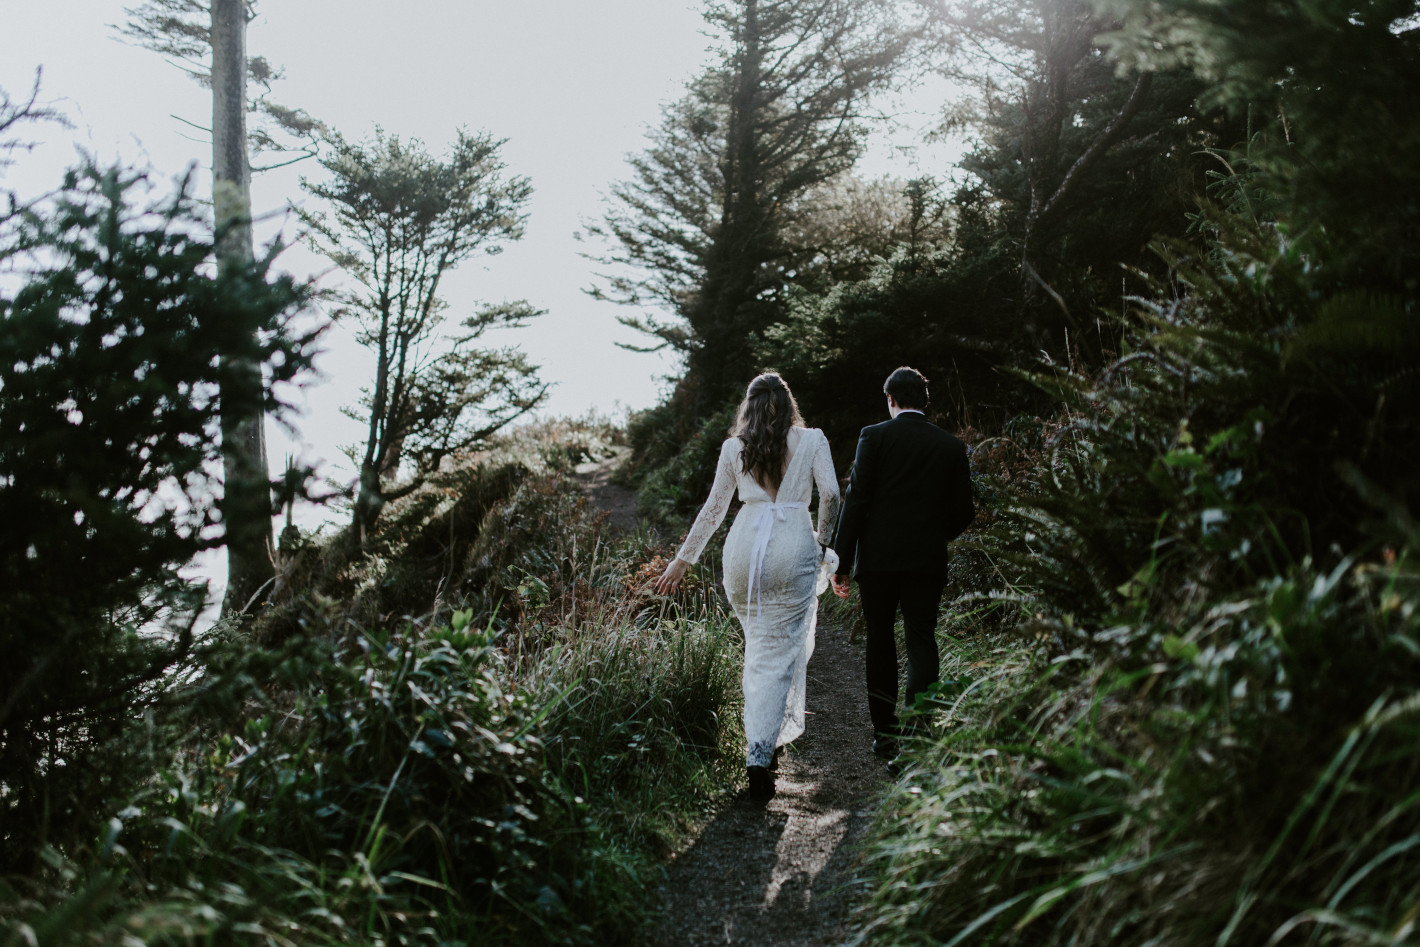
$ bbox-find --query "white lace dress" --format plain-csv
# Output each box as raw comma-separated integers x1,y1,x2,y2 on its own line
677,427,840,768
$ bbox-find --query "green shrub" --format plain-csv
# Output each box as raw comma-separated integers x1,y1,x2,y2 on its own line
0,163,314,872
622,397,692,487
861,553,1420,947
855,188,1420,943
763,244,1038,460
633,403,738,525
1,422,744,946
2,618,648,946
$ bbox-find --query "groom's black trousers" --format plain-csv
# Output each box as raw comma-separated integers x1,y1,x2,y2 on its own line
856,571,946,739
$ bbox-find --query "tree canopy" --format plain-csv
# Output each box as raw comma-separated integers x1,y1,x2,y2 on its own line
119,0,322,166
298,129,546,537
587,0,908,414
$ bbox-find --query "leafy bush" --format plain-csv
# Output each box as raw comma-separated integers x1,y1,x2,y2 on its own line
862,554,1420,947
621,394,699,488
153,619,642,945
0,164,314,871
1,422,744,946
632,402,738,525
1,618,650,946
764,244,1036,462
855,179,1420,943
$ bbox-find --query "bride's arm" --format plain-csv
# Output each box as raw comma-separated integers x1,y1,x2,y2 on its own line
811,430,841,548
656,438,738,594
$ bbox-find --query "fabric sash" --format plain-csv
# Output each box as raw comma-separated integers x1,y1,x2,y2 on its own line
745,500,808,617
743,430,821,617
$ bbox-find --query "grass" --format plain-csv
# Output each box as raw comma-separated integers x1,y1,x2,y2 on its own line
847,283,1420,946
858,598,1420,945
533,613,742,851
0,420,746,946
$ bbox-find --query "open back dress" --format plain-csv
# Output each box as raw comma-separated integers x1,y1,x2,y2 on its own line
676,426,840,767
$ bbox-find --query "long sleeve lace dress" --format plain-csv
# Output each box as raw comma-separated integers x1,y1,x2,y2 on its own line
675,427,840,768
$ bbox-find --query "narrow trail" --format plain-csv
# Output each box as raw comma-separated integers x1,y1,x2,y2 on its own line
573,447,639,534
650,620,887,946
574,451,889,946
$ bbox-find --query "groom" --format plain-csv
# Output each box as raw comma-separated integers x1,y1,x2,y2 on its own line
831,366,974,759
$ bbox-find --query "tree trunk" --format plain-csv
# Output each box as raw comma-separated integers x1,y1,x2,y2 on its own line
688,0,770,408
352,464,384,544
213,0,274,617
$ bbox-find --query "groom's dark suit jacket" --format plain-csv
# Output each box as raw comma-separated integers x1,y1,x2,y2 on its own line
832,412,974,579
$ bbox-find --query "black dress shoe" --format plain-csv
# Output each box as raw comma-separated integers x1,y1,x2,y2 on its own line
872,737,898,760
747,765,776,801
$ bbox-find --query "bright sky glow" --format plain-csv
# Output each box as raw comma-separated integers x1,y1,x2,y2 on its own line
1,0,957,595
2,2,715,464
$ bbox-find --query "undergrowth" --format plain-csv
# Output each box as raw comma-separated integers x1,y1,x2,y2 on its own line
854,199,1420,945
0,417,742,945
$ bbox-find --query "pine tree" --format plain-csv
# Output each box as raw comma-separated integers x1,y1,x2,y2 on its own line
121,0,321,615
587,0,907,416
0,163,313,868
297,129,546,539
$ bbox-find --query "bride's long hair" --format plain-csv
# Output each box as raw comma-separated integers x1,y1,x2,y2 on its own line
731,372,805,492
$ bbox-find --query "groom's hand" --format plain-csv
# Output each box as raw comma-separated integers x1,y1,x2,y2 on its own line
831,573,851,599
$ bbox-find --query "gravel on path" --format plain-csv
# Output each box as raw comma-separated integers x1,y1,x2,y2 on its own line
651,619,887,947
573,448,888,945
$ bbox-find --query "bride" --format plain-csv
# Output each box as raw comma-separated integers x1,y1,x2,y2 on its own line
656,372,840,800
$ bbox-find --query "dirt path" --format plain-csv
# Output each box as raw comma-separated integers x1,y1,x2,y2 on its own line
574,451,889,946
573,448,640,535
650,620,887,946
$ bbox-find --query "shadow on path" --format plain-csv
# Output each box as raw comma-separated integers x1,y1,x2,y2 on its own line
573,448,640,535
652,619,887,947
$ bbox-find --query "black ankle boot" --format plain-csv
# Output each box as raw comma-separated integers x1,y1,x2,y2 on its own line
747,765,775,801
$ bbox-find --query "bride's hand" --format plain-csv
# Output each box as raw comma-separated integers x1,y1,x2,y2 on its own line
655,557,690,596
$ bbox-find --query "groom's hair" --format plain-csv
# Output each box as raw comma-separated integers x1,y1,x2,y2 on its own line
884,366,929,410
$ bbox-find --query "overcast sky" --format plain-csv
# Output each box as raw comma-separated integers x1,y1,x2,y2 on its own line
1,1,954,585
2,1,718,459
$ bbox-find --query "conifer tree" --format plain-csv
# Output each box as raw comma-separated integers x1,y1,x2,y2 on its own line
0,162,313,867
587,0,907,416
121,0,320,615
918,1,1191,318
298,130,546,539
